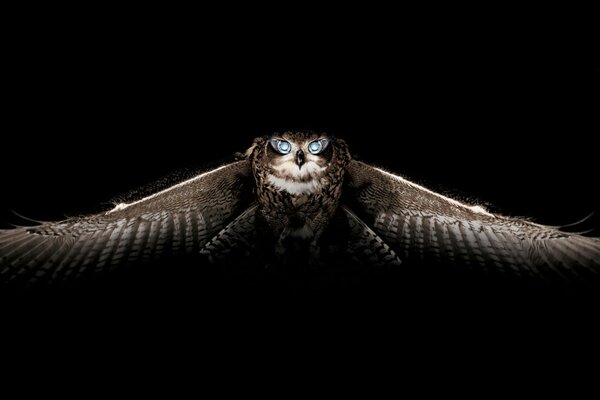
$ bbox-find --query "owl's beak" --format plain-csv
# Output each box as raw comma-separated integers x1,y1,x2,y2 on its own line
296,150,305,169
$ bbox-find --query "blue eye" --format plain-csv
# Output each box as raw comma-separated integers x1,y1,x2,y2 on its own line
272,139,292,154
308,139,329,154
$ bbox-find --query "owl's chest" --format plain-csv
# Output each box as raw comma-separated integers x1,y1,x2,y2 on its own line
258,181,325,212
255,170,343,218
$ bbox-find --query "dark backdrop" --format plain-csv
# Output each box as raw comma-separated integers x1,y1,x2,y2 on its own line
2,16,600,382
1,28,598,333
2,38,598,228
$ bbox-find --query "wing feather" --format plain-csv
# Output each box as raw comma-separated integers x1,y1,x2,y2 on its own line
344,160,600,281
0,160,252,286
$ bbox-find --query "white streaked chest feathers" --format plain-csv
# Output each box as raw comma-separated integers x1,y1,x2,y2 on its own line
267,174,324,195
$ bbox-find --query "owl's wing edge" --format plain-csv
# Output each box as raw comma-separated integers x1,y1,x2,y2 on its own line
343,160,600,281
0,160,253,287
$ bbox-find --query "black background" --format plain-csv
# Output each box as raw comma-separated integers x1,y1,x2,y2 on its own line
2,30,598,228
1,16,599,358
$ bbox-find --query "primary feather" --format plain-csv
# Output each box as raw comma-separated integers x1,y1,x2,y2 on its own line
343,160,600,281
0,161,253,286
1,135,599,289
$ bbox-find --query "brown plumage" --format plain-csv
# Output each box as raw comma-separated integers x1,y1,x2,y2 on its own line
1,132,599,288
248,132,350,261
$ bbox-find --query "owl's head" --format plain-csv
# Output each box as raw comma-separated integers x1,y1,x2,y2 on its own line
263,131,340,181
247,131,350,192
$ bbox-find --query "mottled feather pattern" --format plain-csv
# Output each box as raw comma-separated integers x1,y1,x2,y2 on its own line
344,160,600,281
340,207,402,268
200,205,258,264
1,137,599,289
0,161,252,286
249,134,351,242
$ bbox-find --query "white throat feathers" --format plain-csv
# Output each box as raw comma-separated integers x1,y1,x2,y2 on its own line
264,137,331,195
267,174,325,195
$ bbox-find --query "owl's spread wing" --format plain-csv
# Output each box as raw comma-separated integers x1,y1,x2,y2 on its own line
336,206,402,268
0,160,253,286
200,204,258,264
344,161,600,281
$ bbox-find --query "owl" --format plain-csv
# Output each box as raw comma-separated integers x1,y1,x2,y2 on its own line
1,131,599,288
246,132,351,265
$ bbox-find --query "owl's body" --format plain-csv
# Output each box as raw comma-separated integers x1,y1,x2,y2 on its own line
1,131,599,288
249,133,350,261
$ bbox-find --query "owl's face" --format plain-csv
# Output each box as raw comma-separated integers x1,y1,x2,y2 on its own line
266,131,333,182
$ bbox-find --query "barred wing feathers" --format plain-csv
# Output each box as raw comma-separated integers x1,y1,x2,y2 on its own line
0,161,253,286
344,161,600,281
